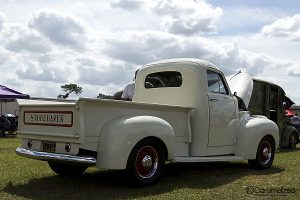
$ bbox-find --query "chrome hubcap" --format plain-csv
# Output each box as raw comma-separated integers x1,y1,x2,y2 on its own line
135,146,158,179
260,141,272,165
142,155,153,168
262,147,269,158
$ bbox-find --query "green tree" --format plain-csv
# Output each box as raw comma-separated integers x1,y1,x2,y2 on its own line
58,83,83,99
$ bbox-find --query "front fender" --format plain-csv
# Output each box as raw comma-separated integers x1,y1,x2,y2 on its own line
96,116,175,169
235,115,279,159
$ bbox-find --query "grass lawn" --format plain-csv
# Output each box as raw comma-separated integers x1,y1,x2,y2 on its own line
0,137,299,200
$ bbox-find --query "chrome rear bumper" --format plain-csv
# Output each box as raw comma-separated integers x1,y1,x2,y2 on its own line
16,147,96,166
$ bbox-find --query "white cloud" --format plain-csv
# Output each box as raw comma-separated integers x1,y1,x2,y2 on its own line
151,0,223,35
0,13,4,30
103,30,279,76
0,47,9,65
78,62,133,85
13,51,81,84
104,31,176,64
110,0,222,35
75,56,96,66
16,61,58,82
29,10,89,48
214,6,287,36
287,65,300,77
2,24,51,53
111,0,144,11
261,14,300,41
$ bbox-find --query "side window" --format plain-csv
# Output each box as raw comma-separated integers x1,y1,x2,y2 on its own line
145,71,182,88
207,70,229,95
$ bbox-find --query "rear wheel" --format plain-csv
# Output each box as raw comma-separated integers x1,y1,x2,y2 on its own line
48,161,88,176
289,132,298,149
248,136,275,170
126,138,165,186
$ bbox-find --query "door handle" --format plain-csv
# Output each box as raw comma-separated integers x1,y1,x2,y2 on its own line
209,99,219,102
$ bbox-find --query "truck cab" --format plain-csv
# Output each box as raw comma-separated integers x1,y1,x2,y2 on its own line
134,59,240,156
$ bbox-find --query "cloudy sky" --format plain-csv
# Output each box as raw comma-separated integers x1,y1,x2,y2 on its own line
0,0,299,104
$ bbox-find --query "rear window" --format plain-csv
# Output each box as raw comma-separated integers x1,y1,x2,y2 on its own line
145,71,182,88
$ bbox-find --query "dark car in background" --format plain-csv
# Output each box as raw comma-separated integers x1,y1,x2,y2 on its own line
248,78,299,149
0,114,18,137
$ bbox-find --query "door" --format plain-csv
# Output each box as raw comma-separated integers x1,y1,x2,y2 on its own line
207,70,237,147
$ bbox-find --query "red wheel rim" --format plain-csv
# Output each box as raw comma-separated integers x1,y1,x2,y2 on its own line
135,146,158,178
259,141,272,165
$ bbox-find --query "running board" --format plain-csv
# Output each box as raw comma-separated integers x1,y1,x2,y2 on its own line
172,156,244,163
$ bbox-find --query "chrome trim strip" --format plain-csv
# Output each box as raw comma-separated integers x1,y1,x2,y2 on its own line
17,131,80,139
16,147,96,165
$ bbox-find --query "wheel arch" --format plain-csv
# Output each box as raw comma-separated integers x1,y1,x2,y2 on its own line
260,134,276,154
135,136,169,161
235,117,279,159
96,115,174,169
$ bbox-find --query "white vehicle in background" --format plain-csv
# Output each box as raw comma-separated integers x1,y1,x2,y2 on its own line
16,58,279,186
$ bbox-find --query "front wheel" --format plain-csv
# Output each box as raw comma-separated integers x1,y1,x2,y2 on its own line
126,138,165,186
48,161,88,176
248,136,275,170
289,132,298,149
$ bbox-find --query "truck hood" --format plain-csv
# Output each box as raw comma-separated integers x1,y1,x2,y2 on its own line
226,71,253,108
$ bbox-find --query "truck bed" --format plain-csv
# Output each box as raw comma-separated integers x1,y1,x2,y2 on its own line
18,98,193,155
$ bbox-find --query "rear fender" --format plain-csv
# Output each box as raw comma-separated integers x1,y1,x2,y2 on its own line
96,116,174,169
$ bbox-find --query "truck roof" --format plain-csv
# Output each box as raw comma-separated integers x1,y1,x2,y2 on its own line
144,58,220,71
252,77,287,96
252,77,283,90
134,58,225,107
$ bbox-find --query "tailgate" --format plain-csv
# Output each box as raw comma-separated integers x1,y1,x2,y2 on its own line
17,100,80,143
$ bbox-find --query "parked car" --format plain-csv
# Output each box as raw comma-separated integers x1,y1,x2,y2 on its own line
0,114,18,136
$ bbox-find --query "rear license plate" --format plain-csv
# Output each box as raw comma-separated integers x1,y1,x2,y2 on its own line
43,142,56,153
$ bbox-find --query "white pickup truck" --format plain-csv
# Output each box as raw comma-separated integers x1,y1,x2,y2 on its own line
16,58,279,186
